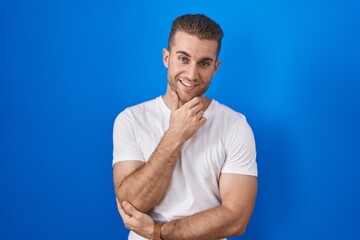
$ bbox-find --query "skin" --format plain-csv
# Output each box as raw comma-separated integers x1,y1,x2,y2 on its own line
113,30,258,239
114,95,206,213
162,30,221,109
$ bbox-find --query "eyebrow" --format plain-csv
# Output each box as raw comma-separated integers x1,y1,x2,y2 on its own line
176,51,214,62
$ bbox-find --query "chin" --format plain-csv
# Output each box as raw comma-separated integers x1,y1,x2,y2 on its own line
178,92,200,103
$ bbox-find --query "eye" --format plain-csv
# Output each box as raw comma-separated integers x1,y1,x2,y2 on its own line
178,56,189,63
199,61,211,68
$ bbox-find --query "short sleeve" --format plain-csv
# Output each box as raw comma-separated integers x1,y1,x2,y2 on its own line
112,109,145,165
221,117,258,176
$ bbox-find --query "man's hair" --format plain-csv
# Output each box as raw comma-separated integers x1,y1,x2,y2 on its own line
168,14,224,57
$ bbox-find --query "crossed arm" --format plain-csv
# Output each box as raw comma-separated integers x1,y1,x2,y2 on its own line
114,93,206,213
114,130,182,213
113,147,257,239
113,92,257,239
115,171,257,240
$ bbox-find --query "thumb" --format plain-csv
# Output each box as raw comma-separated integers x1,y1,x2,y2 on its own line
171,91,179,112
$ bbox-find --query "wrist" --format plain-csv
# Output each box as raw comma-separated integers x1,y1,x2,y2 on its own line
164,130,184,148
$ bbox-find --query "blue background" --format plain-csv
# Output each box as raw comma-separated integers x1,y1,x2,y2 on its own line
1,0,359,239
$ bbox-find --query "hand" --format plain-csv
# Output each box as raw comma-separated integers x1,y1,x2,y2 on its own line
116,198,154,239
168,91,207,143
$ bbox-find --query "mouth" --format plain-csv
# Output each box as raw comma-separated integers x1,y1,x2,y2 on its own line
179,79,196,89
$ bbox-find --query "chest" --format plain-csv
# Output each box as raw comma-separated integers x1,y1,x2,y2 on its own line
137,119,227,177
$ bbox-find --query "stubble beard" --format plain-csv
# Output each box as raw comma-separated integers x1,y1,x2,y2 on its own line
168,74,211,105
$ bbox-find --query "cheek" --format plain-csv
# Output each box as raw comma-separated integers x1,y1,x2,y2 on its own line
168,65,182,80
201,71,214,82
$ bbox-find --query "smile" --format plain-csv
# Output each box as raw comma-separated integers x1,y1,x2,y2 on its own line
179,79,195,88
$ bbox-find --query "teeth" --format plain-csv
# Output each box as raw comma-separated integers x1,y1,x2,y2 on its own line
180,80,194,87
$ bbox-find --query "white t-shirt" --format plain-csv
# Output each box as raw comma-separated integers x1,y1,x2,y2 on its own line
113,96,257,240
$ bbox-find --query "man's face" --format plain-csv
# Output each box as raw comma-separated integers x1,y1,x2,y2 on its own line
163,31,221,103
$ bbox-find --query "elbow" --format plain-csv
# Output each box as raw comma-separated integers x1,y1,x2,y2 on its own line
227,220,248,237
115,185,135,207
115,184,136,209
114,184,126,203
221,204,254,237
233,224,247,236
115,185,153,213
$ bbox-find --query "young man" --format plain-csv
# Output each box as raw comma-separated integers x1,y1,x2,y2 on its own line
113,14,258,240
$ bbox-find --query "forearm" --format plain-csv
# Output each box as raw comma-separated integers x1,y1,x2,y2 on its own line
116,131,182,212
161,205,246,240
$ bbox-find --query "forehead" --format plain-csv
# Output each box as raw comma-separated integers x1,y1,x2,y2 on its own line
170,31,218,59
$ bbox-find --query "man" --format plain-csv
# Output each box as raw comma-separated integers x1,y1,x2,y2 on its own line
113,14,258,240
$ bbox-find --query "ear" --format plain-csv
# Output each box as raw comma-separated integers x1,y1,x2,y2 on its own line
212,59,221,75
162,48,170,68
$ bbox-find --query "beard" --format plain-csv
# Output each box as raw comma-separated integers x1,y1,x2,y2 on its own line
168,73,211,104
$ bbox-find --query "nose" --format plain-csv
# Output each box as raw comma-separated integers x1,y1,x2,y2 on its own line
186,63,200,82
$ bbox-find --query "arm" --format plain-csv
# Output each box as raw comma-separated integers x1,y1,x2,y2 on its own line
161,173,258,239
113,92,206,212
118,173,257,239
113,130,181,213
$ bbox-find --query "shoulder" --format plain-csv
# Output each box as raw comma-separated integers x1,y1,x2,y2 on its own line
211,100,248,126
116,97,161,119
113,97,161,129
124,97,160,114
207,100,255,143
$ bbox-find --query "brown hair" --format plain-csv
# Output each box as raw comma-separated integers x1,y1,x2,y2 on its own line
168,14,224,56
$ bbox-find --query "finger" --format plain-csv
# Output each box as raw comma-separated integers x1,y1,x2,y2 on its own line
199,116,207,126
183,96,201,109
195,110,205,120
121,201,133,217
119,207,135,230
122,201,140,219
190,102,203,115
117,200,131,222
116,197,129,217
171,91,179,112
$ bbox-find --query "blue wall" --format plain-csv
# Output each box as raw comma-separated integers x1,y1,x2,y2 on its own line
1,0,359,239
